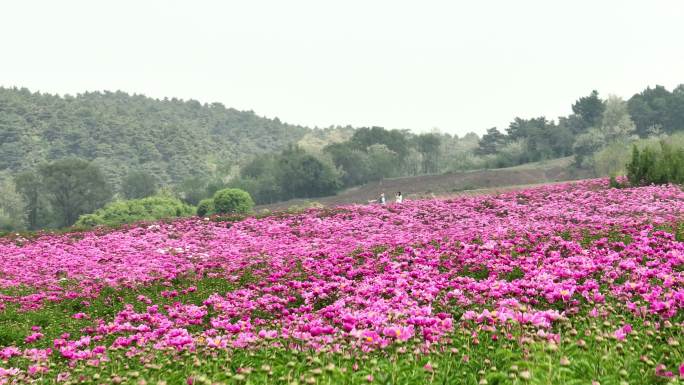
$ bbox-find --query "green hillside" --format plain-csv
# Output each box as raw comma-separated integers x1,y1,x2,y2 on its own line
0,87,309,188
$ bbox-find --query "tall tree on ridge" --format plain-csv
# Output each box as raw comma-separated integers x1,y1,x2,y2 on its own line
571,90,605,133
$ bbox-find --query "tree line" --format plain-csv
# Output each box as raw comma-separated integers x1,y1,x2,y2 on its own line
476,85,684,170
1,84,683,230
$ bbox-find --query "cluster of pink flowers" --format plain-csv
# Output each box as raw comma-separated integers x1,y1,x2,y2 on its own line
0,179,683,374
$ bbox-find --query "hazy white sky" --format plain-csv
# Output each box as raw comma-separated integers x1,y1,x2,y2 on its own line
1,0,683,135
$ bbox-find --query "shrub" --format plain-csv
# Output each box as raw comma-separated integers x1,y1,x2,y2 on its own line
626,142,684,186
212,188,254,214
196,198,215,217
75,195,195,227
122,170,158,199
593,141,631,177
75,213,106,227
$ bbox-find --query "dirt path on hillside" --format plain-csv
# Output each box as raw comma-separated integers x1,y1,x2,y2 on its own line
257,160,593,211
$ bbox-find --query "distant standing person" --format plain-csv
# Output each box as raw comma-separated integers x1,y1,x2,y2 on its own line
395,191,403,203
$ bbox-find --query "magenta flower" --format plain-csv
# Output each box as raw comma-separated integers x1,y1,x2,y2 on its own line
0,367,20,378
613,324,632,341
0,179,683,376
656,364,674,377
24,332,44,344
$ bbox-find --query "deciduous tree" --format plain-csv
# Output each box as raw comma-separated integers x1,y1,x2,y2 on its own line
39,158,112,227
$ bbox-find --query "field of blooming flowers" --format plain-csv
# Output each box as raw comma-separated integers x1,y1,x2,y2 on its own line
0,178,683,385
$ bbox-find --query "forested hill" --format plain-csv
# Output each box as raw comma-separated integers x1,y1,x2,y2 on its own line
0,87,310,186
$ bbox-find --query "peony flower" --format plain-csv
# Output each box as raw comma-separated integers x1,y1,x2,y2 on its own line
24,333,44,344
655,364,673,378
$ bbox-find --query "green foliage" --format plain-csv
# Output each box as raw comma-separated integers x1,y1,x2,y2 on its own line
39,158,113,227
599,95,636,142
349,126,410,159
13,170,45,229
506,117,574,163
476,116,574,168
177,176,212,205
212,188,254,214
229,175,281,205
196,198,215,217
278,148,341,199
121,170,158,199
573,128,606,168
608,175,625,189
324,127,411,186
626,142,684,186
628,84,684,136
592,141,631,177
240,156,274,179
364,144,400,181
502,266,525,282
205,178,229,199
325,128,449,187
491,140,528,168
459,264,490,280
571,90,606,133
296,126,355,153
234,146,341,204
413,133,442,173
0,87,309,190
75,195,195,227
0,174,26,231
324,143,372,186
573,95,636,170
476,127,506,155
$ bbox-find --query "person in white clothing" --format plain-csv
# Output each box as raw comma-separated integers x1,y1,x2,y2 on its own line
395,191,403,203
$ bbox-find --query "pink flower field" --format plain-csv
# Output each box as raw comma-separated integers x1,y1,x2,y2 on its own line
0,179,683,384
